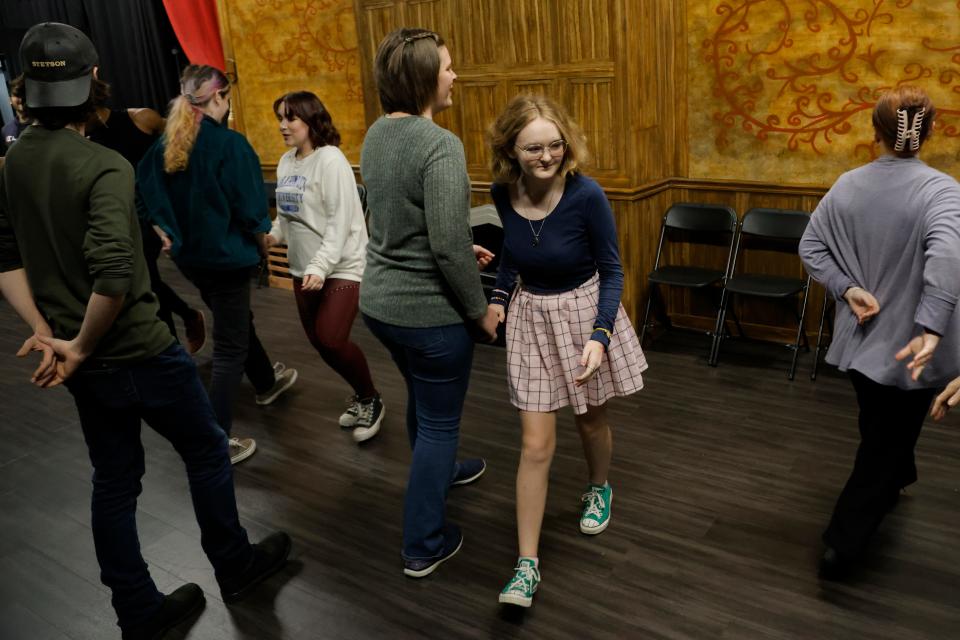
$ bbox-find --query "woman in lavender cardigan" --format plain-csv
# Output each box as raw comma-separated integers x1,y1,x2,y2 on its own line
799,86,960,579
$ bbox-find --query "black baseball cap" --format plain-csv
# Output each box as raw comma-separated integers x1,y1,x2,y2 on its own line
19,22,98,108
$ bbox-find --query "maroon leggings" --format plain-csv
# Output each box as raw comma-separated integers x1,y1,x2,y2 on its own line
293,277,377,399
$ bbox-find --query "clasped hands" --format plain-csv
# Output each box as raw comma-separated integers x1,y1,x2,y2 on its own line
845,285,956,420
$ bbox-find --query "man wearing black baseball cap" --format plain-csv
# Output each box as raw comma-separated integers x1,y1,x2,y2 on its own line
0,22,290,640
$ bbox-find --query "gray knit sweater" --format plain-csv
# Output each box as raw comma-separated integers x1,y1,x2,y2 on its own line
799,155,960,389
359,116,487,327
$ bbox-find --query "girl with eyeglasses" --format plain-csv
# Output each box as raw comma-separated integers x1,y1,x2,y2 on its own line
138,65,298,465
486,95,647,607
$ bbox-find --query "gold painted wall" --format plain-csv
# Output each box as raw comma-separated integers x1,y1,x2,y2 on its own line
689,0,960,185
217,0,366,169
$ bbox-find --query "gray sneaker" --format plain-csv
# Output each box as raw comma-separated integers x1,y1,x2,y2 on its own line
352,395,384,443
228,437,257,465
255,362,298,406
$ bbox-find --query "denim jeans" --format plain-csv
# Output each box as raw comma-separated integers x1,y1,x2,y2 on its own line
179,265,275,435
65,344,252,631
362,315,474,560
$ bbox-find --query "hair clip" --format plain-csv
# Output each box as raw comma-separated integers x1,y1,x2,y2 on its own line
894,108,909,152
894,107,925,152
909,108,925,152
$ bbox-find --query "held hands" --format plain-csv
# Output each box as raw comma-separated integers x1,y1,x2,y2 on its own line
302,274,324,291
28,335,90,387
473,244,494,270
488,302,505,324
475,305,500,343
264,234,279,249
574,339,605,387
16,325,57,387
931,376,960,421
843,286,880,325
152,225,172,255
895,331,941,381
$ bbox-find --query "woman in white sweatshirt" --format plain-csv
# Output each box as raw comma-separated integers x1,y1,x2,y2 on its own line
266,91,384,442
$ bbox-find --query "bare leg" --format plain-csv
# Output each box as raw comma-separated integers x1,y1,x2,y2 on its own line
575,403,612,486
516,410,557,558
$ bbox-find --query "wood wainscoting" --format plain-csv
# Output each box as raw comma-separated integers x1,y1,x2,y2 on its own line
268,173,830,343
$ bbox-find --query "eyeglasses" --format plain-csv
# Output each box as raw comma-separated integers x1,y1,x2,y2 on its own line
515,139,567,159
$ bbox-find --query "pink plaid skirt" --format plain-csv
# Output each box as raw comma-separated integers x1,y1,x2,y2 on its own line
505,273,647,415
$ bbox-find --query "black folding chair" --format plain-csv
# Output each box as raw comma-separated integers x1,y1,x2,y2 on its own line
470,204,505,346
710,208,811,380
640,203,738,354
810,288,834,380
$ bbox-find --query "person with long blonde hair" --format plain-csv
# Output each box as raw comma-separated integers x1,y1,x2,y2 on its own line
800,85,960,579
138,64,298,465
487,95,647,607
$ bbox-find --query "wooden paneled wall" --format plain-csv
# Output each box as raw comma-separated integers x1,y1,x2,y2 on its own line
351,0,825,340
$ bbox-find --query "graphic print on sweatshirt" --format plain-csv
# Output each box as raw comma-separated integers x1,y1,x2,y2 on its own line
276,175,307,214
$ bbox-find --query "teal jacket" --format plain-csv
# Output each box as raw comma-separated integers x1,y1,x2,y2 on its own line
137,116,270,270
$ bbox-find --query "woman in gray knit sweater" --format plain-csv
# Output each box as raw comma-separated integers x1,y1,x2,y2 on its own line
359,28,500,578
799,86,960,579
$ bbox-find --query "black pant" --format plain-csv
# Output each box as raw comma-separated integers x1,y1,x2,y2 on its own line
142,225,193,337
179,265,276,435
823,370,936,555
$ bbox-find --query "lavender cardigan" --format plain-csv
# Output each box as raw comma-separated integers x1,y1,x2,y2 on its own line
799,155,960,389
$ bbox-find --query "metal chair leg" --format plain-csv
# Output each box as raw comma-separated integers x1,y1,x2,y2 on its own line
788,279,811,381
811,290,830,381
640,285,655,346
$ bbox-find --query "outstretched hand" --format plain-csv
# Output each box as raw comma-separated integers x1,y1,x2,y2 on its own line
895,332,940,381
931,376,960,421
473,244,494,270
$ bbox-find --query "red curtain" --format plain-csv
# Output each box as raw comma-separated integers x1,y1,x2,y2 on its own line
162,0,226,71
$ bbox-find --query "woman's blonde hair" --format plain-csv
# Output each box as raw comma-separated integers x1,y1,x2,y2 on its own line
163,65,229,173
487,95,589,184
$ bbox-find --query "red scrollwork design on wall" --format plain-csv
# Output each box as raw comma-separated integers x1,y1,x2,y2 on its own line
242,0,362,101
704,0,960,157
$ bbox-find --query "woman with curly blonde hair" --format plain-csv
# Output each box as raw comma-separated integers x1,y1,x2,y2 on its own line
138,65,298,465
487,95,647,607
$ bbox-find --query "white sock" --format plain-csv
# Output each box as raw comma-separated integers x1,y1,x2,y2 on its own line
519,556,539,568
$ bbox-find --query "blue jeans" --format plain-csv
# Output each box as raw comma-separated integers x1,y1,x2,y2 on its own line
363,315,474,561
65,344,252,631
179,265,276,435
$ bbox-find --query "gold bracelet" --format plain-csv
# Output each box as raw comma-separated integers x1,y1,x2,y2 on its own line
592,327,612,340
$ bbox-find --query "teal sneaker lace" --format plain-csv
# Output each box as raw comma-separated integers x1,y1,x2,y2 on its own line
504,562,539,595
581,486,608,521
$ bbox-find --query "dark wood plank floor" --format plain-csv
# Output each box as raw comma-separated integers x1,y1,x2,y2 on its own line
2,260,960,639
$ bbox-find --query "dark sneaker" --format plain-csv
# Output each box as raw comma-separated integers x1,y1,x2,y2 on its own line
403,524,463,578
352,394,384,443
818,546,855,581
219,532,292,603
339,395,362,428
121,583,205,640
450,458,486,487
183,310,206,355
255,363,298,406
